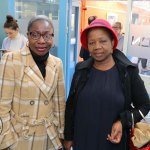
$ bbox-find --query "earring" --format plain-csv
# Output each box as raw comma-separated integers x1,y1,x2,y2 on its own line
26,41,29,47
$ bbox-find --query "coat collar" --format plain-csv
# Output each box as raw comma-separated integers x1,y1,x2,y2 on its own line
21,46,57,98
20,46,56,68
112,49,137,68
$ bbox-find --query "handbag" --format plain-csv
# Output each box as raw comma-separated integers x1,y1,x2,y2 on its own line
130,110,150,150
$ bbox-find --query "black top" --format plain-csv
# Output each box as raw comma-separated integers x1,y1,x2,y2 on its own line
30,49,49,78
73,66,125,150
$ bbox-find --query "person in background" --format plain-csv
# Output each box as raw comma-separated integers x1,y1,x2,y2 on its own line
112,21,124,51
64,19,150,150
2,15,27,52
79,15,97,61
0,15,66,150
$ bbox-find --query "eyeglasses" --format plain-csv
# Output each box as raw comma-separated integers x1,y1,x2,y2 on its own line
29,31,54,41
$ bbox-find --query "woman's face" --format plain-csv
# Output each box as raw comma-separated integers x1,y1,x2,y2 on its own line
4,28,19,39
87,28,114,63
112,25,121,36
27,20,54,56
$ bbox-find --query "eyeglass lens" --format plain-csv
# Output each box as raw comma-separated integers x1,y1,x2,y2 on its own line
29,32,54,41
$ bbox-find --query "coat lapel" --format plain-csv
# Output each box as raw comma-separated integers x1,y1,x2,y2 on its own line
21,47,57,98
44,56,57,98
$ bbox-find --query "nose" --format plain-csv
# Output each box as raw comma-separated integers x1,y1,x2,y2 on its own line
95,41,102,49
38,35,46,43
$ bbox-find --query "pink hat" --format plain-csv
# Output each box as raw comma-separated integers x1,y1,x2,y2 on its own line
80,19,118,50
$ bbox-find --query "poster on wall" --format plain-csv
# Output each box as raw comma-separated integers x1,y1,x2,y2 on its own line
128,24,150,76
107,13,118,25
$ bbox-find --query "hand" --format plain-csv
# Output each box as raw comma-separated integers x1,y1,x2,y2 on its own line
63,140,73,150
59,138,64,144
107,120,122,144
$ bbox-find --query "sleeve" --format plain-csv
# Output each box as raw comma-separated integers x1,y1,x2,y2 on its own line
2,38,6,49
130,67,150,122
119,67,150,129
52,59,66,139
0,53,18,149
64,69,79,140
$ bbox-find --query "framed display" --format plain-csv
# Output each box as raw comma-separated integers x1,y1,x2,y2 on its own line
107,13,118,25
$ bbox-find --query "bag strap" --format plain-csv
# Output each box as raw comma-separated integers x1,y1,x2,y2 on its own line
131,110,147,128
131,112,134,128
139,110,147,122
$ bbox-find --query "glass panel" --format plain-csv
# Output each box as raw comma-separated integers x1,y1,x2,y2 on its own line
70,6,77,62
127,0,150,75
15,0,59,56
71,7,75,38
70,44,75,62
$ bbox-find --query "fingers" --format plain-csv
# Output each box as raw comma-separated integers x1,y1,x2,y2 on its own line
63,140,73,150
107,121,123,144
107,131,122,144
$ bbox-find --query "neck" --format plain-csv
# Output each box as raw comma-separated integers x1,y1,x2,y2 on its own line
30,49,49,63
93,55,115,71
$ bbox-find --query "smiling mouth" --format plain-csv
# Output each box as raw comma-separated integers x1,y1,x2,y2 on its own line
36,47,47,51
95,52,103,56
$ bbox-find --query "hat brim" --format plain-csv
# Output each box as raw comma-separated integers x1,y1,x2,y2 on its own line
80,19,118,50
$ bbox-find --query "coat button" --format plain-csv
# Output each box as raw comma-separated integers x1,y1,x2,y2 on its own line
44,100,49,105
30,100,35,105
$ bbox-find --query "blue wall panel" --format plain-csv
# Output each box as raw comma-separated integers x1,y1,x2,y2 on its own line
58,0,68,92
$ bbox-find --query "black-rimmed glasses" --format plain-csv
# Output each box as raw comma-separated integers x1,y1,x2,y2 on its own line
29,31,54,41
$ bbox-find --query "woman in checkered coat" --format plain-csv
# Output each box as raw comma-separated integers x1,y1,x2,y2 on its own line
0,15,66,150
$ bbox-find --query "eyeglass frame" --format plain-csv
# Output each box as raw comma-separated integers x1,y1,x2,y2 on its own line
28,31,54,41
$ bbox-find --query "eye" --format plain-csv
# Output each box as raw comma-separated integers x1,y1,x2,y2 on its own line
99,40,108,44
32,32,38,37
44,34,51,39
30,32,40,39
88,41,95,46
43,33,54,40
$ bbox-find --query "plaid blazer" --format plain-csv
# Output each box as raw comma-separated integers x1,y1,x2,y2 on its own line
0,46,66,150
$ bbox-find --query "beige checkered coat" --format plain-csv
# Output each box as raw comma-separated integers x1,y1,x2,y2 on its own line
0,46,66,150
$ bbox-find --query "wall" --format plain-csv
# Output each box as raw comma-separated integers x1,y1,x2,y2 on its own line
80,1,127,33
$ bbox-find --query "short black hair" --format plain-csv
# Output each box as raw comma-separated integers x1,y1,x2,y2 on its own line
88,16,97,25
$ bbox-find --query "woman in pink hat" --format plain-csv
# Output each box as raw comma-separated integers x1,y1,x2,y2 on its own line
64,19,150,150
